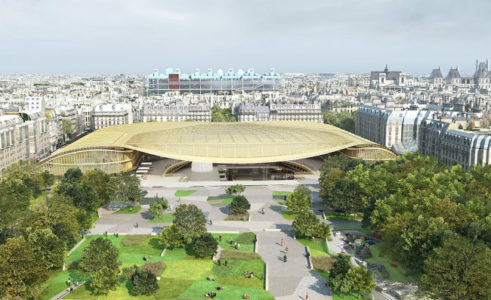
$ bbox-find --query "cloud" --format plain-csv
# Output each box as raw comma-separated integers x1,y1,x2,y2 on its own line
0,0,490,74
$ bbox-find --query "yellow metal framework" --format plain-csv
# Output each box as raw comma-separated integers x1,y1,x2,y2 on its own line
40,122,397,175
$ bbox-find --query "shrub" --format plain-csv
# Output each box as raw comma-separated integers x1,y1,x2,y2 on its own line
122,265,139,280
229,195,251,214
142,261,165,276
193,233,218,258
131,268,159,296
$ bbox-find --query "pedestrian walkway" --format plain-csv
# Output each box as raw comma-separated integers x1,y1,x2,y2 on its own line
257,231,331,299
50,281,86,300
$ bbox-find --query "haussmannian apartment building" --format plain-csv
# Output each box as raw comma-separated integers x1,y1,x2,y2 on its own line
141,104,211,122
356,105,491,168
355,105,434,153
0,115,29,171
236,103,323,123
93,104,133,130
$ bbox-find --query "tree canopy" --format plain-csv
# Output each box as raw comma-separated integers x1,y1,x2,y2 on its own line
229,195,251,214
173,204,207,243
193,233,218,258
286,185,311,212
80,237,120,274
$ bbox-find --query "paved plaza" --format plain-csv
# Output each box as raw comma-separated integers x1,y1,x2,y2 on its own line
88,182,333,299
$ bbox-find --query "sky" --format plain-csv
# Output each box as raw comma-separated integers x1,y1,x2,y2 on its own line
0,0,490,75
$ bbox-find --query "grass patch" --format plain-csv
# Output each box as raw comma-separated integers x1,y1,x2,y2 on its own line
220,250,261,260
273,191,291,198
121,235,148,246
297,238,329,257
281,210,297,220
364,243,416,283
90,211,99,224
225,213,249,221
42,234,271,299
114,205,141,214
174,190,196,197
207,196,234,207
211,233,255,253
149,213,175,223
325,213,362,220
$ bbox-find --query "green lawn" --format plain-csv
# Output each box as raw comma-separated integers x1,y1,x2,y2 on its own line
211,232,255,253
114,205,141,214
272,191,291,197
282,210,297,220
149,213,175,223
325,213,362,221
207,196,234,207
42,233,272,299
364,244,416,283
174,190,196,197
297,238,329,257
90,211,99,224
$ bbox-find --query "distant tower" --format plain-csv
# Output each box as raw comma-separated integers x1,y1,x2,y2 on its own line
384,65,389,73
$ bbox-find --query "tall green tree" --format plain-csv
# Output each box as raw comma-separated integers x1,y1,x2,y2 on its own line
229,195,251,214
56,182,100,212
347,266,376,299
108,173,142,206
81,169,111,205
149,198,169,218
325,178,362,215
80,237,120,274
173,204,207,243
0,237,48,299
91,266,119,295
420,236,491,300
319,167,344,200
160,224,184,248
193,233,218,258
61,167,83,184
292,209,329,239
225,184,245,195
62,118,74,141
131,268,159,296
26,228,65,269
287,186,311,212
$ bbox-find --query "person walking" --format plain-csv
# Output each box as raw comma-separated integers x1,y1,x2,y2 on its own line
285,246,288,254
283,254,287,263
67,277,71,286
281,239,284,246
219,235,222,241
305,292,309,299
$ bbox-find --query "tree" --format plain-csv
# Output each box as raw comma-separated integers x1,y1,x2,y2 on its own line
193,233,218,258
420,236,491,300
348,266,376,299
327,254,353,298
108,173,142,206
319,167,344,199
81,169,110,205
229,195,251,214
62,118,74,141
160,224,184,248
56,182,100,212
0,237,48,299
91,266,119,295
131,268,159,296
61,167,83,184
37,170,55,190
314,222,331,239
292,210,319,239
0,179,31,229
325,178,362,215
226,184,245,195
149,198,169,218
26,228,65,270
80,237,120,274
287,186,311,213
173,204,207,243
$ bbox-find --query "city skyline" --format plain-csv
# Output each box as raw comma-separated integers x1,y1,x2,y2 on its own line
1,0,490,75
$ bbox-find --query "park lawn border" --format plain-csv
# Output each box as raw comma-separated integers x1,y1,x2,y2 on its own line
281,210,297,220
149,213,175,223
174,190,196,197
114,205,141,214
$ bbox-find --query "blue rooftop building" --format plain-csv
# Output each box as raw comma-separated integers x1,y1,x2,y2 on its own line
146,68,280,95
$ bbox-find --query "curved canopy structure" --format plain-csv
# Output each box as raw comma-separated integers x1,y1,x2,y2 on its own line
41,122,397,175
